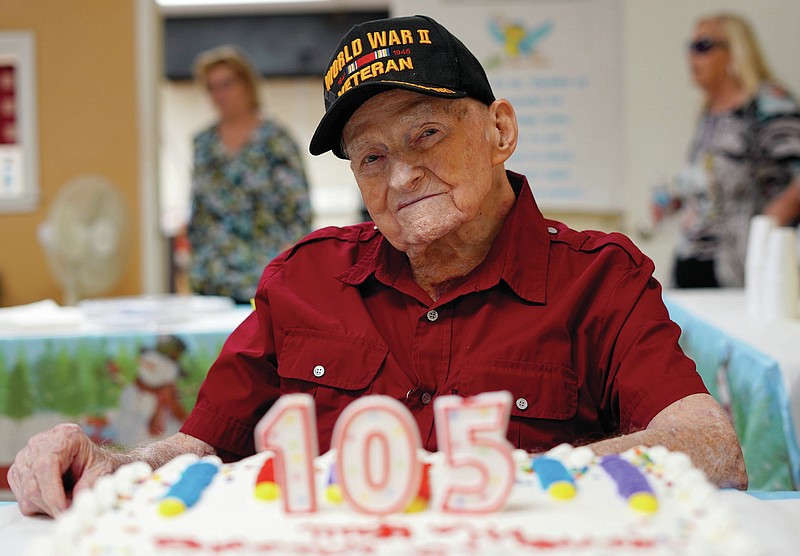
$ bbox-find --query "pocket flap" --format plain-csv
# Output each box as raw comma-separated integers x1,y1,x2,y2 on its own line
278,328,388,391
459,360,577,420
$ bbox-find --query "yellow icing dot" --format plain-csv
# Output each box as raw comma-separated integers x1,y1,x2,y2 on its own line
158,498,186,517
255,481,281,501
405,497,428,513
549,481,576,500
325,484,344,504
629,492,658,513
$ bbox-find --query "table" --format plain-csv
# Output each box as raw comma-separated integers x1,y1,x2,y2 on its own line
0,503,53,555
4,291,796,492
664,289,800,491
0,297,252,489
3,494,800,555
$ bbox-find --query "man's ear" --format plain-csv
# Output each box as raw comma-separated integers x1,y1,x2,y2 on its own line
489,99,518,166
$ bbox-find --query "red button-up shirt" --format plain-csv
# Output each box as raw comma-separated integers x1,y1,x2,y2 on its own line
181,172,706,459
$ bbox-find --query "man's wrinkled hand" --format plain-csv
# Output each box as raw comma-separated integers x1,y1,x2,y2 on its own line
7,423,123,517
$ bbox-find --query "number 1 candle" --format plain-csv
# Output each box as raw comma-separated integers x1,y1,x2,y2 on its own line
254,394,318,513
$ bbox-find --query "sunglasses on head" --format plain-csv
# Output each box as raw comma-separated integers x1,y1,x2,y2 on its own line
688,37,728,54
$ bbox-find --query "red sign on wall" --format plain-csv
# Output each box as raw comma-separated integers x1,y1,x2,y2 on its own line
0,65,16,146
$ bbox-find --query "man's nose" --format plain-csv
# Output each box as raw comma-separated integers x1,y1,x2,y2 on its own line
387,154,424,192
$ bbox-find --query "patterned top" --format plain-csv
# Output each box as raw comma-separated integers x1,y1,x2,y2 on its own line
188,119,312,302
676,83,800,286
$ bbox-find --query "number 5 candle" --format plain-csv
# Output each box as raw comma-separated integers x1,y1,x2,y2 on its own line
433,391,515,513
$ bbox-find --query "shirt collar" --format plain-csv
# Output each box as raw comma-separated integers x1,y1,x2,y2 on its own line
477,171,549,303
338,171,549,304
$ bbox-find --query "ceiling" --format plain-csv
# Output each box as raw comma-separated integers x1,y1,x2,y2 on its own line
155,0,389,17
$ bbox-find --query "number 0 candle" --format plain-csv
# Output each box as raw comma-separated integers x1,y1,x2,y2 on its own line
331,395,422,515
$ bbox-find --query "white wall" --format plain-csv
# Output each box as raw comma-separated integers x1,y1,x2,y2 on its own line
158,0,800,283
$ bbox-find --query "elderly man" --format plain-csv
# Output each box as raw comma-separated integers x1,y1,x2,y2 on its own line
9,15,746,517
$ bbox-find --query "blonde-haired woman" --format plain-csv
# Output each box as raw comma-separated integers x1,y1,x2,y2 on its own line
673,13,800,288
188,46,312,303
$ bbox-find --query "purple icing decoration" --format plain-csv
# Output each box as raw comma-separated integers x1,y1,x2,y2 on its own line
599,455,654,498
327,461,338,485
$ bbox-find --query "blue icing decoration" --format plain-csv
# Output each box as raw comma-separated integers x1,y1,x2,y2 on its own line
162,460,219,510
532,456,575,491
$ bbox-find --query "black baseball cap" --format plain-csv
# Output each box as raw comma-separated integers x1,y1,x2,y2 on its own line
309,15,495,159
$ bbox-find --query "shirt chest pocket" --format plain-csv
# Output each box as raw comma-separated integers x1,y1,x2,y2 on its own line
457,360,578,450
278,328,388,393
458,360,578,420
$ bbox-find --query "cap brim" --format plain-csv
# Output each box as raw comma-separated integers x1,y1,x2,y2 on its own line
309,82,467,159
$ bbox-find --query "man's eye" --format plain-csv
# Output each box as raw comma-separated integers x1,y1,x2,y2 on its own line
420,128,439,138
363,154,382,164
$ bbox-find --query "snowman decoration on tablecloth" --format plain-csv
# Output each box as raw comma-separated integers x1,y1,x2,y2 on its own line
114,335,188,447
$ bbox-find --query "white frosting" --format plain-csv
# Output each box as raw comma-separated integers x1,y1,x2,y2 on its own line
33,445,763,556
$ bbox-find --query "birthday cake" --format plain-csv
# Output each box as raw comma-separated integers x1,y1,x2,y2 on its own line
36,446,760,555
34,394,761,555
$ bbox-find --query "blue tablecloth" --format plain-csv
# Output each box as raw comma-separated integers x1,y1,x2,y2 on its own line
664,290,800,491
0,304,252,473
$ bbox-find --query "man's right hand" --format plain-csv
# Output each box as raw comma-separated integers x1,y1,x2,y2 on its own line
7,423,126,517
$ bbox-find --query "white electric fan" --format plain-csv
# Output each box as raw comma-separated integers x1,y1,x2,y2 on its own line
38,174,131,305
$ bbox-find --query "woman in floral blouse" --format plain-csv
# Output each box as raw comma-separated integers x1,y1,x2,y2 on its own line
673,13,800,288
188,46,312,303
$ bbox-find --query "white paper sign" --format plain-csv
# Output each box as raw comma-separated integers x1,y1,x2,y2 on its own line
393,0,623,212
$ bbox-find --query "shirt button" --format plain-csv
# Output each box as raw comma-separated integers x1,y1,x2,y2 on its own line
426,310,439,322
421,392,432,405
547,226,558,234
313,365,325,378
516,397,528,410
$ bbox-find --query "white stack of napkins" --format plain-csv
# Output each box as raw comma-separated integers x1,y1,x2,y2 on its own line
745,215,799,321
0,299,84,330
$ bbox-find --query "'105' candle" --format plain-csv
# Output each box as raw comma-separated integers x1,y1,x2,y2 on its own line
254,391,515,515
